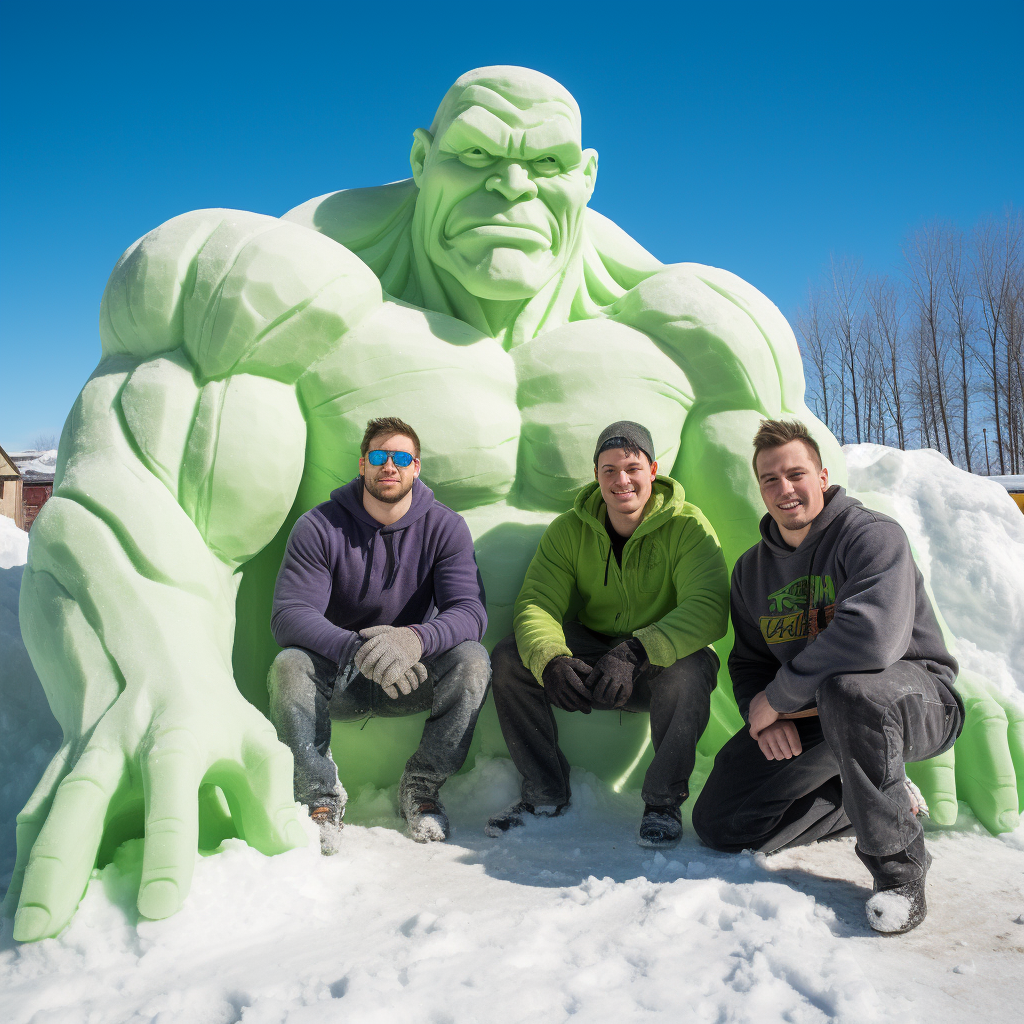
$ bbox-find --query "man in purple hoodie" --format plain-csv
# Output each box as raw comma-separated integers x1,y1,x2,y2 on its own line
268,417,489,850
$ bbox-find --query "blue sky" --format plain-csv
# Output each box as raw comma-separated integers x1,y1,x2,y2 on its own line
2,1,1021,449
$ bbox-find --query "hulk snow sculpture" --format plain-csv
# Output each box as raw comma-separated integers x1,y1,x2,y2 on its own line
6,66,1023,942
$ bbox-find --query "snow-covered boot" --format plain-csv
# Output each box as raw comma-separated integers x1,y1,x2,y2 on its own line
310,802,344,856
866,844,931,934
637,804,683,848
866,877,927,934
484,800,568,837
399,775,450,843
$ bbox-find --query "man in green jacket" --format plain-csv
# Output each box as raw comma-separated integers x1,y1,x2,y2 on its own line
486,421,729,847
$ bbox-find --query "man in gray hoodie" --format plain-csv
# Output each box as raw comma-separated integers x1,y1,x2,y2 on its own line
692,419,963,934
268,417,489,851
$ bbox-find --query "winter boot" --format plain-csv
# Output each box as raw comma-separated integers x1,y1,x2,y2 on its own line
310,801,344,856
637,804,683,848
865,844,932,935
484,800,568,837
399,774,450,843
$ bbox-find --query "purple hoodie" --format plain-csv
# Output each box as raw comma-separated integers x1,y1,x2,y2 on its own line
270,477,487,666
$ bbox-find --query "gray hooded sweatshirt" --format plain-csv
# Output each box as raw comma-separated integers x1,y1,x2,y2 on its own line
729,486,960,721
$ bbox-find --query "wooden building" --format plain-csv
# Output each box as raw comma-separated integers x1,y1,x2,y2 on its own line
0,448,56,531
0,445,23,529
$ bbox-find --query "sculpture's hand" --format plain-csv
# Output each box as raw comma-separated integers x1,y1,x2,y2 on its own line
906,669,1023,833
7,682,305,942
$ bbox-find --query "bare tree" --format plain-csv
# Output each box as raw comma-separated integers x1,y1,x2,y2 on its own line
826,256,865,444
905,224,954,459
973,209,1023,474
866,275,908,449
944,227,976,471
794,285,837,432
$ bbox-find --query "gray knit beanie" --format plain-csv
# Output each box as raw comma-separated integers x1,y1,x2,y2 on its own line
593,421,656,465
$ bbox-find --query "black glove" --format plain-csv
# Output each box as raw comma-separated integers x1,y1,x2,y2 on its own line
589,638,649,709
542,657,594,714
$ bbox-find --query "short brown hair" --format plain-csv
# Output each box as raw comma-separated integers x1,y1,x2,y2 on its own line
361,417,421,458
751,419,822,476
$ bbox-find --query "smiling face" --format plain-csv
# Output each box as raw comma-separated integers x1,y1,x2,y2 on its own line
756,440,829,543
595,447,658,520
359,432,421,505
411,69,597,302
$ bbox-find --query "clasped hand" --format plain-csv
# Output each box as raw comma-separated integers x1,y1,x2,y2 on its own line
747,690,803,761
543,639,649,713
355,625,427,699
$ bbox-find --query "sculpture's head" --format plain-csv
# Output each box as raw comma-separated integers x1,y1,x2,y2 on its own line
410,66,598,302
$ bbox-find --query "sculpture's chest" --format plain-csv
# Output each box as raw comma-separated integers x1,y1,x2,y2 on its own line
297,303,692,512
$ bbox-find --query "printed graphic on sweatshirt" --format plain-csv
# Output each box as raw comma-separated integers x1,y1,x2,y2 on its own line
759,575,836,645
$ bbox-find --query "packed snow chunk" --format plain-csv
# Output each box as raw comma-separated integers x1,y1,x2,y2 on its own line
0,514,28,570
845,443,1024,702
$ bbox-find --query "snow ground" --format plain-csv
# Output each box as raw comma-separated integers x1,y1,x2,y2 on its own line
2,448,1024,1024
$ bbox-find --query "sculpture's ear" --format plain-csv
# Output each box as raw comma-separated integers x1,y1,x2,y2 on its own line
582,149,598,201
410,129,434,186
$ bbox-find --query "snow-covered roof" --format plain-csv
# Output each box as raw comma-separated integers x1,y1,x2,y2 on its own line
988,474,1024,492
7,449,57,484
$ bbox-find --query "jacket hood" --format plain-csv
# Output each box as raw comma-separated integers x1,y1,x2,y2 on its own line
573,476,687,539
758,485,862,557
330,476,437,533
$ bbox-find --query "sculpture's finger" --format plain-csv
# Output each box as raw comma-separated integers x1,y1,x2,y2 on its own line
906,748,958,827
13,744,124,942
137,729,204,921
991,691,1024,814
954,693,1019,834
2,745,73,919
230,735,308,856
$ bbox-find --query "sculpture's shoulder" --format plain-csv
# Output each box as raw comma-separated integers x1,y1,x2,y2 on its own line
604,261,804,412
282,181,417,275
100,208,382,384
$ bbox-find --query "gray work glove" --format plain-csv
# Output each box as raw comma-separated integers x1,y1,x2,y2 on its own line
355,625,424,699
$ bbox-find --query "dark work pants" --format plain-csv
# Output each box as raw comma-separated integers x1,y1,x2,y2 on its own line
691,661,962,887
267,642,491,811
490,622,719,809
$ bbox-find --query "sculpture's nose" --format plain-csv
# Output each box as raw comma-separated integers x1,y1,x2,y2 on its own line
486,161,539,201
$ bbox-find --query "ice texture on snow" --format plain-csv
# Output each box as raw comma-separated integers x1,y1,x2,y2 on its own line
2,444,1023,1022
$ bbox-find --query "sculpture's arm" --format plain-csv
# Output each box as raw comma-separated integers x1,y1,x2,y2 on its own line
6,210,383,941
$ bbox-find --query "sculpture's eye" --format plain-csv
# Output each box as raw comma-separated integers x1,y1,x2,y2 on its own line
531,155,562,176
458,148,497,168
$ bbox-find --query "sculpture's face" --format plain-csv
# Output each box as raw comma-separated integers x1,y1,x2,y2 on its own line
412,95,597,301
595,448,658,519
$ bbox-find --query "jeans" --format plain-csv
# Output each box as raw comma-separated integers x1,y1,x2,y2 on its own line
267,640,491,811
490,621,719,809
691,660,962,886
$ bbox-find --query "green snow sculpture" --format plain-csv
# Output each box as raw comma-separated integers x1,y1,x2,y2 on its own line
6,67,1023,943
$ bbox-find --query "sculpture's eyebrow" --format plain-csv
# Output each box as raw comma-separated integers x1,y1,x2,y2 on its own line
440,107,583,166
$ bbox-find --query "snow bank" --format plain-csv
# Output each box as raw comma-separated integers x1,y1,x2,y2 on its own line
845,444,1024,703
0,515,29,571
1,444,1022,1023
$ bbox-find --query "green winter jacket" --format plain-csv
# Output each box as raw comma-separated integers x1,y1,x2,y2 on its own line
513,477,730,684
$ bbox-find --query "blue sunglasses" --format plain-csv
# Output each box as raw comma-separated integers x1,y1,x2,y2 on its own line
366,449,416,468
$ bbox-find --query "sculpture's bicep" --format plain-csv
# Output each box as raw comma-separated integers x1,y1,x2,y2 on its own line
100,208,382,383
